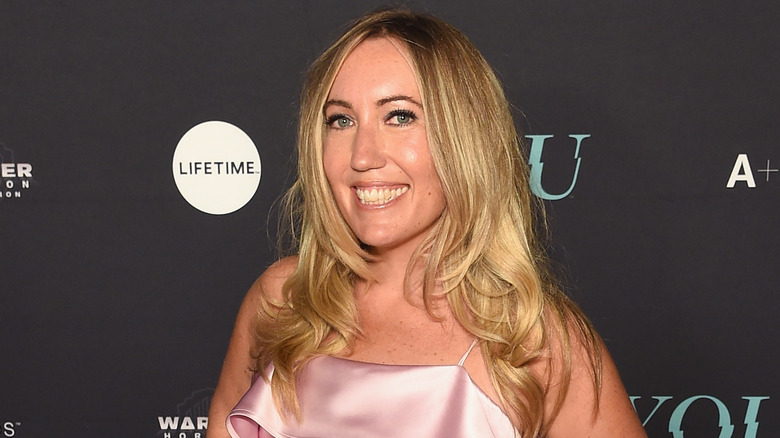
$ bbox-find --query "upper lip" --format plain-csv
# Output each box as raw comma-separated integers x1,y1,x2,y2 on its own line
350,180,409,189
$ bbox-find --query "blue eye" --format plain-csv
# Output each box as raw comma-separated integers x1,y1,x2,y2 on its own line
387,109,416,125
325,114,353,129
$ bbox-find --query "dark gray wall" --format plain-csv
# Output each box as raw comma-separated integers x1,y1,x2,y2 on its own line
2,1,777,436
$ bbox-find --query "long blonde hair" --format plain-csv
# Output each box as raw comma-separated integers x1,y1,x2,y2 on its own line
254,9,602,436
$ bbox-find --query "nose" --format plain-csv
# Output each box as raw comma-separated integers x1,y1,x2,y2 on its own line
350,124,385,171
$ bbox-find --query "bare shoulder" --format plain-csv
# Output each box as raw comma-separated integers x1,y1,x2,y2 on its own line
247,255,298,304
206,255,298,438
542,315,647,437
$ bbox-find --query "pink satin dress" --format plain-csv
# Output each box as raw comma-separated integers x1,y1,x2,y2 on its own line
226,341,517,437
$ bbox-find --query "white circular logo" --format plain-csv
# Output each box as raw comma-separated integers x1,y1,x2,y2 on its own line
172,121,261,215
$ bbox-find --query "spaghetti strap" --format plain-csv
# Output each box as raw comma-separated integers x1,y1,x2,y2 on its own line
458,339,479,366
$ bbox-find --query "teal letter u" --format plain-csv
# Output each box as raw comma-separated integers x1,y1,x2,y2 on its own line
526,134,590,200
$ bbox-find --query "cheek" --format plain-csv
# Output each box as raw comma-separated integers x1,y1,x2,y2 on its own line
423,158,446,208
401,147,419,163
430,179,446,210
403,136,437,178
322,148,351,211
416,153,443,196
322,145,340,185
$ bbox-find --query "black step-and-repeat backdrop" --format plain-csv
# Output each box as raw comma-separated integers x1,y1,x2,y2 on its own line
2,1,778,437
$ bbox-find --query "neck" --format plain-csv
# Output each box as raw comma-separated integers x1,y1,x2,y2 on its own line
359,241,429,303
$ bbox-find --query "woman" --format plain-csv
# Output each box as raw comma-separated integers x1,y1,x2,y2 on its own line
208,9,646,438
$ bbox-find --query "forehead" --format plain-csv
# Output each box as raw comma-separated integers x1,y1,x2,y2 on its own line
327,37,420,99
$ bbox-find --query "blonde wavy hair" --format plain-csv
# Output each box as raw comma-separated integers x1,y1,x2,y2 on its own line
253,8,602,437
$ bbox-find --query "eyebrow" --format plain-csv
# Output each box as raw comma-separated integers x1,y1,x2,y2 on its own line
377,94,423,108
323,95,423,111
324,99,352,110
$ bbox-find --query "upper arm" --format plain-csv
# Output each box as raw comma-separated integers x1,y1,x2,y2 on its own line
546,340,647,437
206,256,297,438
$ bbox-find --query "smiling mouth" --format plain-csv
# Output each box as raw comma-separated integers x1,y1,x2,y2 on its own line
355,186,409,205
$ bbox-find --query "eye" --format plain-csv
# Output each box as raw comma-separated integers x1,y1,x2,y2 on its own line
387,109,417,126
325,114,353,129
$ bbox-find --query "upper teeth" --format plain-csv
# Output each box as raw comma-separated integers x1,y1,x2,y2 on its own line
356,186,408,205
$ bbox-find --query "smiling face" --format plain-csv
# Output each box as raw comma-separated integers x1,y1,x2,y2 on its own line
322,37,446,257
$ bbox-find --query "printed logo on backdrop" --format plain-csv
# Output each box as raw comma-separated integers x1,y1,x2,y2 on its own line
631,394,770,438
525,134,590,200
3,420,21,437
156,388,212,438
0,142,35,201
173,121,261,215
726,154,777,188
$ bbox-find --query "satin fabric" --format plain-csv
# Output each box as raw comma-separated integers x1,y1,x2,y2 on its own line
227,354,516,437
